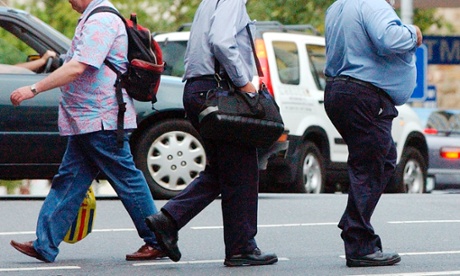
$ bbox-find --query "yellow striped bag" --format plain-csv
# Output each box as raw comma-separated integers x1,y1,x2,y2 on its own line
63,186,96,244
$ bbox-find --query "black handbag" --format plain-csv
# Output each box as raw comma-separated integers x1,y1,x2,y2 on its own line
198,25,284,148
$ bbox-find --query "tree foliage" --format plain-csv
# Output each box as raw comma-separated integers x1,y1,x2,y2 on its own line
10,0,457,39
248,0,335,34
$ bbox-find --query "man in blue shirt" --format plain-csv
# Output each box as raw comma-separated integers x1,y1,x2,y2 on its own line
145,0,278,267
324,0,422,268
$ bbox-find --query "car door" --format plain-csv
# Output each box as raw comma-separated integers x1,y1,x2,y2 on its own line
262,32,348,162
0,11,68,177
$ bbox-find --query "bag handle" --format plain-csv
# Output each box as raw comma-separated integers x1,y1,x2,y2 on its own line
245,24,264,77
214,24,263,82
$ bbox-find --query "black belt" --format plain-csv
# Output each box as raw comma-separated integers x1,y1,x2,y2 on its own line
188,74,217,82
326,75,395,104
188,73,232,82
188,74,234,89
326,75,383,93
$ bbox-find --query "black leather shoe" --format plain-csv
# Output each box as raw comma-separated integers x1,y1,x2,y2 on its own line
224,248,278,266
346,250,401,267
145,211,181,262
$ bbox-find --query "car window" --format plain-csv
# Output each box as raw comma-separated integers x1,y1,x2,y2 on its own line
428,111,460,132
450,113,460,131
306,44,326,91
272,41,300,85
0,27,35,65
158,40,187,77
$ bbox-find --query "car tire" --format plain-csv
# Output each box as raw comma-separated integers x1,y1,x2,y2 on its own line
133,119,206,199
386,146,427,193
293,141,325,193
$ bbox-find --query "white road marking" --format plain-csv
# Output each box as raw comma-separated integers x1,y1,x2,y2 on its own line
400,250,460,256
339,250,460,259
0,229,136,236
191,222,338,230
0,266,80,272
388,220,460,224
1,219,459,236
132,257,290,266
347,270,460,276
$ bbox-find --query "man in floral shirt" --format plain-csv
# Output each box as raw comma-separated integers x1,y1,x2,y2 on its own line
9,0,164,263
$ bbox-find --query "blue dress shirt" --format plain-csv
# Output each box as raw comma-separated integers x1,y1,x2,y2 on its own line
183,0,255,88
325,0,419,105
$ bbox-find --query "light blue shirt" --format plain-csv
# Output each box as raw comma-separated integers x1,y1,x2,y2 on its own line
324,0,419,105
183,0,255,87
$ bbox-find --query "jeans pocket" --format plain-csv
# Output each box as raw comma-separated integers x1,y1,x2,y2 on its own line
378,93,398,119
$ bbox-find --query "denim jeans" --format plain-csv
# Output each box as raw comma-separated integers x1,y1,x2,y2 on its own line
33,130,158,262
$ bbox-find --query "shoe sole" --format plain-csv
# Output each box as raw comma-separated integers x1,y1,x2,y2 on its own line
346,255,401,267
145,219,181,262
224,257,278,267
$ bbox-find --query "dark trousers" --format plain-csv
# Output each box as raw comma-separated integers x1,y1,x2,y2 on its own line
324,79,398,258
162,78,259,257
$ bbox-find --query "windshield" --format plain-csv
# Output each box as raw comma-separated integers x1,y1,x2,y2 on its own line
158,40,187,77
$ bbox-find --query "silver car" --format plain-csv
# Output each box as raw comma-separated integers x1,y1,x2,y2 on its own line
413,108,460,190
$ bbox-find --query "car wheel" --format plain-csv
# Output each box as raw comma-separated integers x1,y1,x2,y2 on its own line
293,141,325,193
387,146,427,193
133,119,206,199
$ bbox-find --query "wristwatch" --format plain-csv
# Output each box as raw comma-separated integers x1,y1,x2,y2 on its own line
30,84,39,96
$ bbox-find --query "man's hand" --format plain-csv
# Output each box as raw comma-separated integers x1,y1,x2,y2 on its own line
238,81,257,93
414,25,423,47
10,86,35,106
42,50,57,61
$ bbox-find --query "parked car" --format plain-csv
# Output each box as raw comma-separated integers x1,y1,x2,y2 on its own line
155,21,429,193
0,7,288,199
413,108,460,190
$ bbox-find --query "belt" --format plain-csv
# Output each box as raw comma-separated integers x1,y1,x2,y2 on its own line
326,75,395,104
188,74,217,82
326,75,383,93
187,74,234,89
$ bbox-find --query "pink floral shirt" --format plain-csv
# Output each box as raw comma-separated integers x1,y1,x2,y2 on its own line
58,0,137,136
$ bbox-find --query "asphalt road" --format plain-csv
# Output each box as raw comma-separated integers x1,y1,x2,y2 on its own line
1,192,459,276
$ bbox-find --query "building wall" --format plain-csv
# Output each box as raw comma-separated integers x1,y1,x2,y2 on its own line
425,8,460,109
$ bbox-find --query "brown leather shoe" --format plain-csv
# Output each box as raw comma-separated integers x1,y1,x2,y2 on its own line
126,244,167,261
10,240,50,263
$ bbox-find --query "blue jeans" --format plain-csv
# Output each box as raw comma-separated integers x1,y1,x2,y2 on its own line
324,79,398,258
33,130,158,262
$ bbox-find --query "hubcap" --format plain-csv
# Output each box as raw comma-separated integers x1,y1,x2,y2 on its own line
403,159,424,193
147,131,206,191
302,153,322,193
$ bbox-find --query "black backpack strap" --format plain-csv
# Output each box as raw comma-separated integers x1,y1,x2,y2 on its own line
84,6,127,148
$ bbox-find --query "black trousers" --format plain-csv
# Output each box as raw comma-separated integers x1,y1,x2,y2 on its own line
324,78,398,258
162,78,259,257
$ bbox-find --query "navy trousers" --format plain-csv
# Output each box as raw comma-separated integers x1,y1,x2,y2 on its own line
162,78,259,257
324,79,398,258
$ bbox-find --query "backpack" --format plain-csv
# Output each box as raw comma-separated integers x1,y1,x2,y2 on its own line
85,6,164,147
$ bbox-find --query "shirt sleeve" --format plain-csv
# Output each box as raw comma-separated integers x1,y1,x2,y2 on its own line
73,13,121,69
363,3,417,56
208,0,250,87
